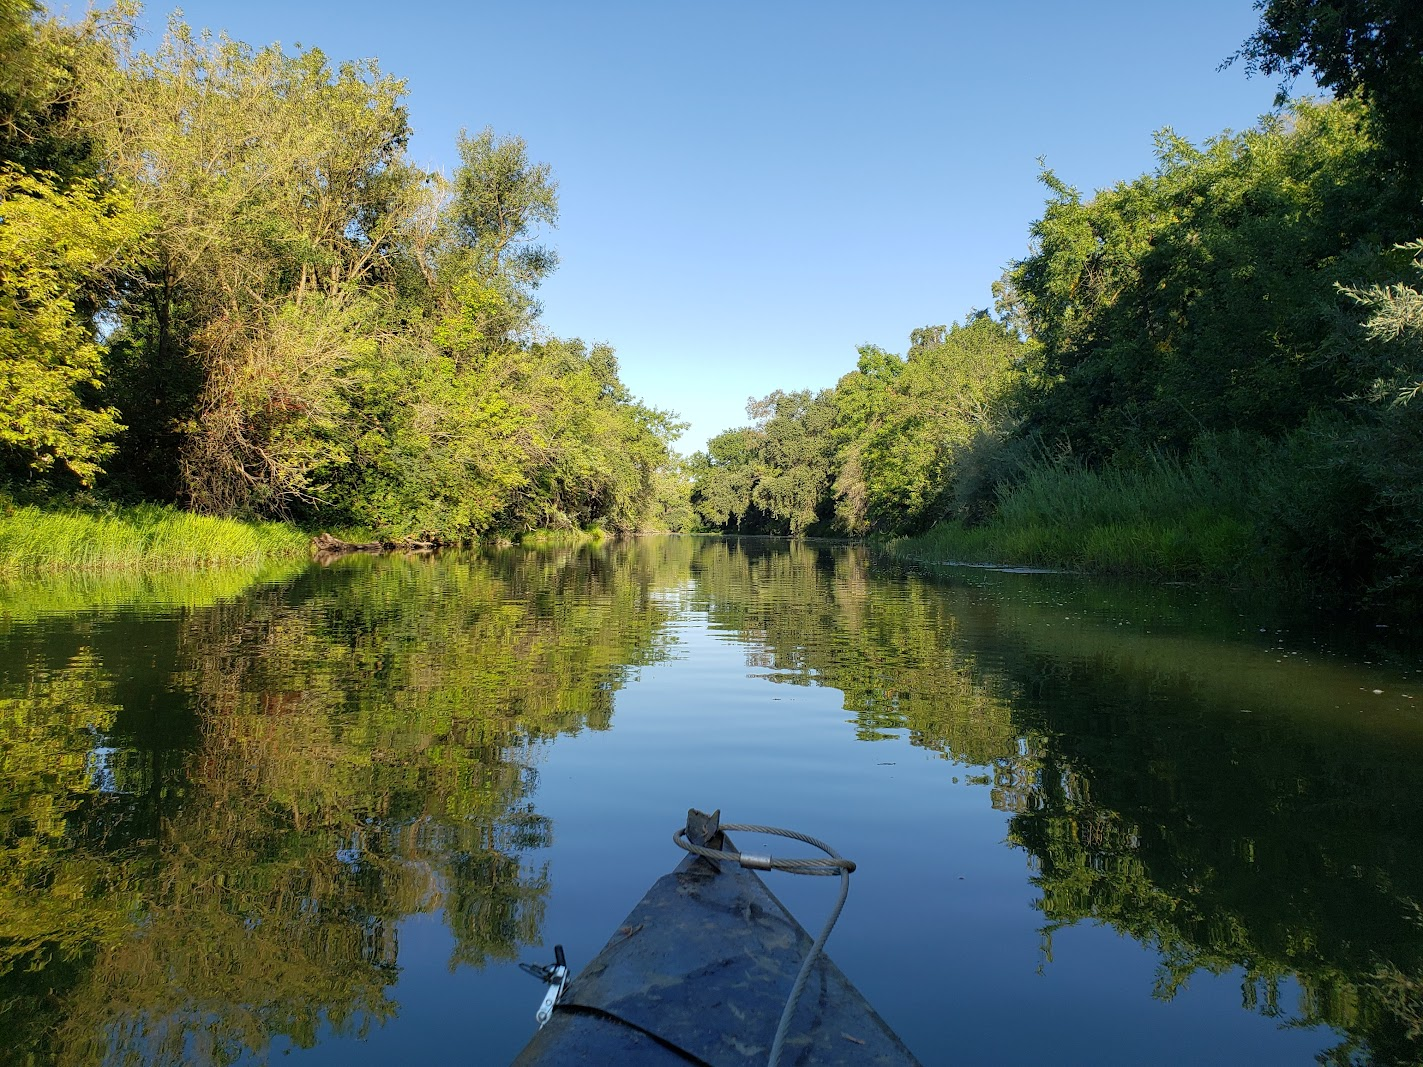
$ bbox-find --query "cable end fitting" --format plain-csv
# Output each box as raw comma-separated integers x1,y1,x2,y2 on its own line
739,852,773,870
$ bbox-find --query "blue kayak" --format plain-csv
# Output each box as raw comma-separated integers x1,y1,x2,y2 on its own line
511,810,922,1066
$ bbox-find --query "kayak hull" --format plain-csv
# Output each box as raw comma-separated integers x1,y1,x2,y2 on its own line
512,829,921,1066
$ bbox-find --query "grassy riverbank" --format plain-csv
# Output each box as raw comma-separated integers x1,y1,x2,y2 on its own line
890,448,1273,583
891,424,1423,615
0,501,311,572
0,497,626,576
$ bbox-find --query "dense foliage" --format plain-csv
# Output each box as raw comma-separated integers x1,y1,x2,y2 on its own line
1002,99,1416,457
690,8,1423,606
689,315,1030,537
1232,0,1423,173
0,2,683,537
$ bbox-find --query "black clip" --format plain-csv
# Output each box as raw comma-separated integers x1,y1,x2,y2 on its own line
519,944,567,984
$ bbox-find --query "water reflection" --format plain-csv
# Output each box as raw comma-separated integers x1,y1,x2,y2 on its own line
982,604,1423,1066
1,538,1421,1063
688,539,1024,764
689,541,1423,1063
0,545,682,1065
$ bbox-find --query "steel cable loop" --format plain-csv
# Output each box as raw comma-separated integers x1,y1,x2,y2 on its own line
671,820,856,1067
672,822,857,875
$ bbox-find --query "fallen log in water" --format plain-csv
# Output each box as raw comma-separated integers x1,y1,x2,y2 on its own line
311,532,445,563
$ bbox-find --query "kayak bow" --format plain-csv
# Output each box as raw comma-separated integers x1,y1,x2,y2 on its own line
511,808,922,1066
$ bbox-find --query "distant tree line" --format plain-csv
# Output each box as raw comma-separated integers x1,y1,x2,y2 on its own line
690,0,1423,605
0,0,685,537
689,314,1031,537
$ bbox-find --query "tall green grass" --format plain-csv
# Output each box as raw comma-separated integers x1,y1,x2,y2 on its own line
0,502,310,573
892,441,1274,582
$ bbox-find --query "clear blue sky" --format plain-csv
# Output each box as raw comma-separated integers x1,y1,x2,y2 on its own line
133,1,1295,452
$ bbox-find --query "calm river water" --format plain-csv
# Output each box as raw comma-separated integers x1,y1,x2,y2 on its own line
2,537,1421,1065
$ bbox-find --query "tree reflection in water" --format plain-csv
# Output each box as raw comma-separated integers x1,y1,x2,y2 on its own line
689,539,1423,1064
0,545,680,1065
3,539,1422,1063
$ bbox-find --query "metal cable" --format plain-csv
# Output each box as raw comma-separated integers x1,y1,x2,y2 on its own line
672,821,855,1067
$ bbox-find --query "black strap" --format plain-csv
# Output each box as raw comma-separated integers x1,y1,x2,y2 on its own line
553,1002,717,1067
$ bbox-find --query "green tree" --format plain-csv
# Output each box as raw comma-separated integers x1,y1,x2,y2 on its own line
641,455,698,533
439,127,558,346
1232,0,1423,174
747,389,836,536
0,0,110,179
1001,99,1418,460
326,327,680,540
0,167,150,484
81,15,420,512
1324,240,1423,602
1340,238,1423,406
515,339,683,534
830,345,903,535
689,426,763,532
690,391,836,536
2,5,682,540
831,316,1027,534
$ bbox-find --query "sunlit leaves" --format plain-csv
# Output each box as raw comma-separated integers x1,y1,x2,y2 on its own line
1339,238,1423,406
1003,99,1416,459
51,9,679,533
690,391,836,536
448,127,558,293
832,317,1027,533
1233,0,1423,174
0,167,151,483
690,318,1028,537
